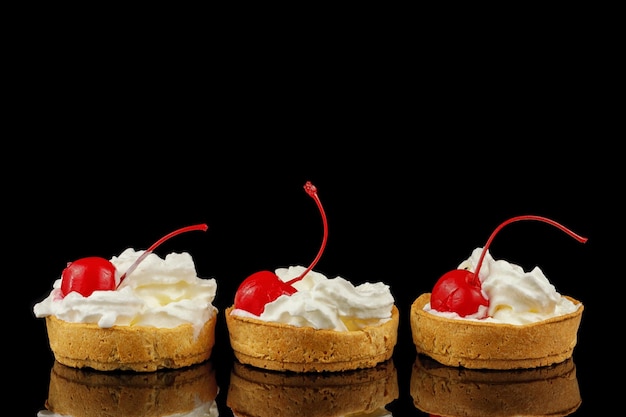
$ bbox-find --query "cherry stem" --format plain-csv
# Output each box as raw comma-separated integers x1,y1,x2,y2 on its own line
286,181,328,285
117,223,208,286
471,215,587,285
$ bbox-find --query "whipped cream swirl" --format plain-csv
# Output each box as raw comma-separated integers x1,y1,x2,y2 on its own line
33,248,217,338
231,266,395,331
425,247,581,324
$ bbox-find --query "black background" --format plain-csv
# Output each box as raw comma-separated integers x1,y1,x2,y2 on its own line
9,21,618,415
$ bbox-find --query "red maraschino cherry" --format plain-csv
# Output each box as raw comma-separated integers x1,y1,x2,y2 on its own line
60,257,117,297
430,215,587,318
60,224,208,298
233,181,328,316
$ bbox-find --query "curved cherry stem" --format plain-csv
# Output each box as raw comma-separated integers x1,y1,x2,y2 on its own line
117,223,208,286
286,181,328,285
471,215,587,285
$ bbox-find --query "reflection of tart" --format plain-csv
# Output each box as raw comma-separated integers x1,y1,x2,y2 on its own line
227,359,398,417
42,360,219,417
226,304,399,372
411,354,581,417
411,293,583,369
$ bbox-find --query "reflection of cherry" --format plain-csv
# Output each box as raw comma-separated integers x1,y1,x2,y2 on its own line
430,215,587,318
60,224,208,298
234,181,328,316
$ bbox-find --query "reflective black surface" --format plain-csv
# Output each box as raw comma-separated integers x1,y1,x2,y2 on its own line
27,304,602,416
19,153,609,415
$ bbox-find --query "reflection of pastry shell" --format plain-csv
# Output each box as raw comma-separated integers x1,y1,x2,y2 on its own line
410,293,583,369
44,313,216,372
44,360,218,417
411,354,581,417
225,305,399,372
227,359,398,417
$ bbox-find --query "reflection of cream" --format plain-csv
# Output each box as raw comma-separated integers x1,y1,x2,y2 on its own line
231,410,390,417
39,361,219,417
227,360,397,417
425,248,581,324
38,404,217,417
411,354,581,417
33,249,217,337
231,266,395,331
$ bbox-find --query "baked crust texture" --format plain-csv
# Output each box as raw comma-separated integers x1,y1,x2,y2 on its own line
410,293,583,369
44,314,216,372
225,305,399,372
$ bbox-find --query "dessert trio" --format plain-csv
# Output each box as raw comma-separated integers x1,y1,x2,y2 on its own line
33,182,587,415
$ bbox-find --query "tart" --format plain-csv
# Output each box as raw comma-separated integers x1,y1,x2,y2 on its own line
411,354,581,417
227,359,398,417
226,303,398,372
226,182,398,372
33,224,217,372
411,215,587,370
411,293,583,369
42,360,218,417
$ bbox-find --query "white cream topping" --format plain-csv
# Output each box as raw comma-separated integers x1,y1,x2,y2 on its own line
33,249,217,338
425,247,580,324
231,266,394,331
